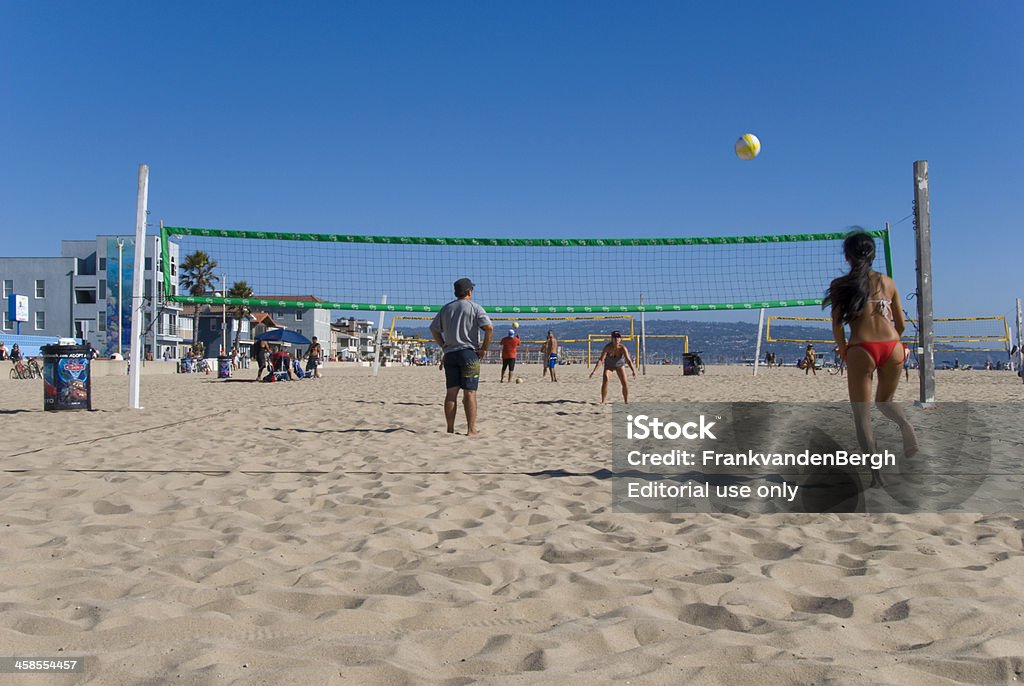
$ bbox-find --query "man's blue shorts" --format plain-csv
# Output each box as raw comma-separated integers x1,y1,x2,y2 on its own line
444,348,481,391
548,353,558,369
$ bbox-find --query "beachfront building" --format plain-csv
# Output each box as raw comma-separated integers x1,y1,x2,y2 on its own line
332,317,378,361
181,305,259,359
0,256,78,340
0,235,183,358
249,312,283,341
260,296,333,359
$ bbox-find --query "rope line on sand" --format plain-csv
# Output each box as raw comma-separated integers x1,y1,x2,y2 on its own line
1,398,325,460
2,469,1023,477
0,469,610,476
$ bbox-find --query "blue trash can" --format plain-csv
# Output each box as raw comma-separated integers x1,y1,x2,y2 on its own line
218,356,231,379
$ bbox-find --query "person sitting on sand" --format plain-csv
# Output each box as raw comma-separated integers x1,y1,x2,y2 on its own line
590,330,636,404
825,230,917,486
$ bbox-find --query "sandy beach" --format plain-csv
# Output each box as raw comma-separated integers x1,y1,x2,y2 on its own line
2,364,1023,685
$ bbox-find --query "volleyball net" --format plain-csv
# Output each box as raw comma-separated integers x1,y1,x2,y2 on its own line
388,314,638,365
387,314,635,344
161,225,892,313
766,315,1012,353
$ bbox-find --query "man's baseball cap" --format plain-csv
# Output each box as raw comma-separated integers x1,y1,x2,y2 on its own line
508,329,516,337
611,330,622,338
454,278,475,296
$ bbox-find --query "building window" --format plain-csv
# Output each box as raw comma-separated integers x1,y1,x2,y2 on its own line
170,257,176,276
98,311,105,332
35,311,45,330
75,289,98,304
295,310,303,321
35,280,45,298
2,313,11,331
209,319,218,331
145,257,152,271
2,279,12,298
99,279,107,297
99,257,107,271
144,280,152,299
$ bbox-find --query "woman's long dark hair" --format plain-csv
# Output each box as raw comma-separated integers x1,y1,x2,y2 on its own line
823,230,876,324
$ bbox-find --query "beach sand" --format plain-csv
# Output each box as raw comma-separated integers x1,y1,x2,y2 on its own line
2,364,1023,684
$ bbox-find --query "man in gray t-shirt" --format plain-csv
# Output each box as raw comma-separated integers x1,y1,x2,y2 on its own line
430,278,493,435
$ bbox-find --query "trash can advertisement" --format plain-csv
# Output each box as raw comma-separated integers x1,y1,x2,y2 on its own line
42,345,93,411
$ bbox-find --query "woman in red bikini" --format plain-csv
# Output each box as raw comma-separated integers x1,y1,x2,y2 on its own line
826,231,917,484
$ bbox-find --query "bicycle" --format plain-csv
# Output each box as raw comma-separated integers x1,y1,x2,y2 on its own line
10,359,33,380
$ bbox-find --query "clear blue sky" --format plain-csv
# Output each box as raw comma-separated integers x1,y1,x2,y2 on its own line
2,2,1021,321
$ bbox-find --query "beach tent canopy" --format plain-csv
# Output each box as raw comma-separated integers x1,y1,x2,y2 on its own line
255,328,312,345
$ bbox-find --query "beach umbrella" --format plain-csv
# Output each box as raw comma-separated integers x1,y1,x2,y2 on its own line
255,328,312,345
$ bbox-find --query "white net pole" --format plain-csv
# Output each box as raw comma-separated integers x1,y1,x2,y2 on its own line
128,163,148,410
1016,298,1023,372
753,308,765,376
372,294,387,376
640,292,647,376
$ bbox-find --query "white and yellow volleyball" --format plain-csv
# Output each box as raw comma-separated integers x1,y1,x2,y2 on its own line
734,133,761,160
512,321,519,329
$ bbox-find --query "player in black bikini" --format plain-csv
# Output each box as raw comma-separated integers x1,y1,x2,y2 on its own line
589,330,636,404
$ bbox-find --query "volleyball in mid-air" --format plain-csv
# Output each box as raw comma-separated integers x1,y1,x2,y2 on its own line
512,321,519,329
734,133,761,160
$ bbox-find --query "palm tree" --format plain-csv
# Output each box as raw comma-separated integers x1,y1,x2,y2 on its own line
227,280,254,351
179,250,218,355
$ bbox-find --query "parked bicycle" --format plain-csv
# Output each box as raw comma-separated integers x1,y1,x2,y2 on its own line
10,358,41,380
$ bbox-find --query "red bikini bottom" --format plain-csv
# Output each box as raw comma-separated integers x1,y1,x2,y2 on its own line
847,340,901,367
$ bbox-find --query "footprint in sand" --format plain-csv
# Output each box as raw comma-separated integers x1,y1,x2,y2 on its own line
789,594,854,618
92,500,132,515
678,602,766,633
879,599,910,622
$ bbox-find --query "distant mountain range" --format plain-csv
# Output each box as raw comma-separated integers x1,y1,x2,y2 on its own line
400,318,1015,367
